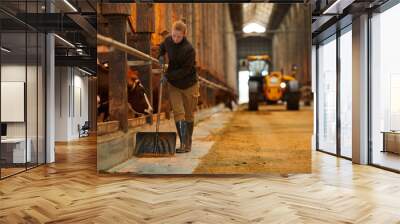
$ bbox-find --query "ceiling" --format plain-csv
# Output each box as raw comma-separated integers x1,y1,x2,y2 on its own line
311,0,389,42
0,0,97,73
0,0,96,14
231,3,290,38
243,3,274,28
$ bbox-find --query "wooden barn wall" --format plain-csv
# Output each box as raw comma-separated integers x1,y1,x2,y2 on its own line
223,5,238,94
272,4,311,86
131,3,237,92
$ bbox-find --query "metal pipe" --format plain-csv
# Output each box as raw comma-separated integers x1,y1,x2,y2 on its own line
198,77,229,91
97,34,230,91
97,34,159,64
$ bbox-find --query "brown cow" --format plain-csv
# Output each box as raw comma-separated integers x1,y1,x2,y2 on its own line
215,89,237,111
127,68,153,118
97,64,153,121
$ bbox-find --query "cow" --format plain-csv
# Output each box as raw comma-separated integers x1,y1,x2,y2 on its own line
215,89,237,111
97,94,110,122
97,63,154,122
127,69,153,117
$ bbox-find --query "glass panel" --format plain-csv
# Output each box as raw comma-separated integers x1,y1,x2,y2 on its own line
38,32,45,165
27,31,38,169
0,0,47,178
317,37,337,154
1,31,28,177
371,4,400,171
340,29,352,158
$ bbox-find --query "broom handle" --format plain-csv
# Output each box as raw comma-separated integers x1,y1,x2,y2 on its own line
155,71,164,134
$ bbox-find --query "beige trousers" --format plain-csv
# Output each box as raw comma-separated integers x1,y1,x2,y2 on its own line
167,82,200,122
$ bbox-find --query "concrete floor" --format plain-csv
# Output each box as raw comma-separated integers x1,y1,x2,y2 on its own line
107,109,233,174
107,104,312,174
194,104,312,174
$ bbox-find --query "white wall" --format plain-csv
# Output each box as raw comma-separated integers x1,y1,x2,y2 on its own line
1,65,38,138
1,63,46,164
71,73,89,138
55,67,89,141
1,65,26,132
55,66,69,141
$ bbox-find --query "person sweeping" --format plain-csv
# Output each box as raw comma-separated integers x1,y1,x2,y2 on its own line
158,20,199,153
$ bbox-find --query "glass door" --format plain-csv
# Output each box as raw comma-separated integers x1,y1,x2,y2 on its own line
317,35,337,154
339,27,352,158
370,3,400,171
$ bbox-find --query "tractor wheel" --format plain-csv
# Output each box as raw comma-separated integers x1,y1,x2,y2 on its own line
286,92,300,111
249,93,259,111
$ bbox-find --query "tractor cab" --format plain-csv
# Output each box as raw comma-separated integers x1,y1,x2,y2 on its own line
247,55,301,111
247,55,271,110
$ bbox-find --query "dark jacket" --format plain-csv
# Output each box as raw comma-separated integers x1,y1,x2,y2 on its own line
159,36,197,89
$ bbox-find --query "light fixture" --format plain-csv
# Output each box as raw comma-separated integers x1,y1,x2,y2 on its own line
63,0,78,12
1,47,11,53
322,0,354,15
78,67,93,76
280,82,287,89
261,70,268,76
54,34,75,48
243,22,266,34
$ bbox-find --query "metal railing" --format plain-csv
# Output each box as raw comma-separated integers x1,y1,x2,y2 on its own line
97,34,230,92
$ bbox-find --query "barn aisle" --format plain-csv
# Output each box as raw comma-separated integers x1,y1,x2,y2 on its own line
108,104,312,174
107,107,234,174
194,104,312,174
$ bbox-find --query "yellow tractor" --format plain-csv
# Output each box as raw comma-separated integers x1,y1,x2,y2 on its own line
247,55,300,111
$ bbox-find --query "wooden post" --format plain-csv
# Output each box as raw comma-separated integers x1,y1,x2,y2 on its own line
131,3,155,121
101,3,131,132
88,76,97,132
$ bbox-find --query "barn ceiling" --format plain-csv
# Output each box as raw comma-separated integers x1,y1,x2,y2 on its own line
243,3,274,28
233,3,290,37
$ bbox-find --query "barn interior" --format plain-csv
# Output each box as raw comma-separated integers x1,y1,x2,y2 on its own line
96,3,311,174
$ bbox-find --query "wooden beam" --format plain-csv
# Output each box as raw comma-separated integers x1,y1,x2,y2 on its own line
136,3,155,33
101,4,130,132
101,3,131,16
131,3,155,114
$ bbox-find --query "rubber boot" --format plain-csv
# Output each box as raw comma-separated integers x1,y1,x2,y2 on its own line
175,121,187,153
184,121,194,152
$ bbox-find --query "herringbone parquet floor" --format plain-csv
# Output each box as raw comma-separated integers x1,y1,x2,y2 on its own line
1,138,400,223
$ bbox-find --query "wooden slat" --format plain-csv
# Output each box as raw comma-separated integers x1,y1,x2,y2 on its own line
149,3,234,86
